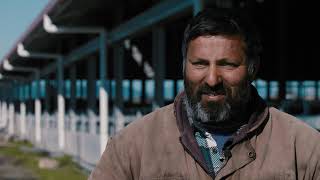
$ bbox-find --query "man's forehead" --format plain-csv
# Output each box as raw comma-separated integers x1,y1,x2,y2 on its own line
187,35,246,58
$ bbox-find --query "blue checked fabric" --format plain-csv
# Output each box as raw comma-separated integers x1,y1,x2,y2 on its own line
195,131,223,173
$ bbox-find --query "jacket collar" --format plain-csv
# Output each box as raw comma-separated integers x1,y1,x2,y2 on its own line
173,91,212,175
227,86,269,148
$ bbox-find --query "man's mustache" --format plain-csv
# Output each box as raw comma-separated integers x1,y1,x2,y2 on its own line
197,83,226,96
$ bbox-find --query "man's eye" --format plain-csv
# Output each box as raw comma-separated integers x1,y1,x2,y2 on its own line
218,62,239,68
225,63,238,67
192,62,207,67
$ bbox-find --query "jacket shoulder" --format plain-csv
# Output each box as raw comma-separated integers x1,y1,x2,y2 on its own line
269,107,320,138
89,104,178,180
268,108,320,179
112,103,176,142
268,107,320,161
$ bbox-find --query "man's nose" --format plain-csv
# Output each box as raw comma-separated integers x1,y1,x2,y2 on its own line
204,66,221,86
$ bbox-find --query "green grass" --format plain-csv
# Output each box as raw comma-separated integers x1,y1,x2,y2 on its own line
0,140,88,180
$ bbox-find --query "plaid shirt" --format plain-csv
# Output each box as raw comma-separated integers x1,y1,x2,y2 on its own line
195,131,225,174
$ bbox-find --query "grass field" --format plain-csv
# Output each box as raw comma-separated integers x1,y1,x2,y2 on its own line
0,140,88,180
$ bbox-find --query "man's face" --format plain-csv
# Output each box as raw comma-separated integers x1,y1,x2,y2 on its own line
184,35,251,123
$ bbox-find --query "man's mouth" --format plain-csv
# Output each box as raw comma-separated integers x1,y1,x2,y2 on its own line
203,89,226,96
201,90,226,102
206,91,224,96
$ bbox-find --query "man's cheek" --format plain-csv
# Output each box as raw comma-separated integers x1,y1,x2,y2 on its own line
188,83,199,97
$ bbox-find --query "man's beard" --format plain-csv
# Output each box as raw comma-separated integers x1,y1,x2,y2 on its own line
183,78,251,124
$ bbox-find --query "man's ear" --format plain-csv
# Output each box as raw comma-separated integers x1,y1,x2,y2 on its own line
248,59,260,81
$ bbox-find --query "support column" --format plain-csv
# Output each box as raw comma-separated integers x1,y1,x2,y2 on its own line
8,104,15,136
152,27,166,108
88,56,97,134
57,57,65,150
315,81,319,100
35,71,42,145
14,86,19,127
277,0,288,102
0,89,3,127
129,80,133,103
43,77,50,130
0,95,2,128
298,81,303,100
0,102,2,128
114,43,125,132
1,88,8,129
70,64,77,132
20,83,26,140
2,99,8,131
8,86,15,137
142,78,146,104
173,79,178,97
26,84,31,140
99,31,108,155
266,81,270,100
45,78,51,114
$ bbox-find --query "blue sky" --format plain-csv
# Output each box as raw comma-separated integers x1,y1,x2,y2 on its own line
0,0,50,61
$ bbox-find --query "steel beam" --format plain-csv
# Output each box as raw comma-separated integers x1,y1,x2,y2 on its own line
192,0,204,15
0,75,29,81
40,0,194,77
65,38,100,66
40,37,100,77
108,0,193,43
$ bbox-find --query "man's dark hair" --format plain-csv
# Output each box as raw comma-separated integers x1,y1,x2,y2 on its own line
182,8,262,80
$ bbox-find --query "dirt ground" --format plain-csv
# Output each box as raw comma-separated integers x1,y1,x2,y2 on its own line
0,134,37,180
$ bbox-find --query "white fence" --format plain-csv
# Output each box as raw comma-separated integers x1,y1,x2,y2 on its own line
0,105,139,171
1,100,319,171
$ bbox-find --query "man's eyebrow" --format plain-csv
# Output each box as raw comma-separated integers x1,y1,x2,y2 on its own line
215,58,243,67
216,58,231,63
188,58,209,62
216,58,241,63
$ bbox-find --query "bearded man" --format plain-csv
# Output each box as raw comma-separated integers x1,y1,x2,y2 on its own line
89,8,320,180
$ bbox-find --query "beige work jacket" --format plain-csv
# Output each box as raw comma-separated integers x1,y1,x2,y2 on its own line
89,95,320,180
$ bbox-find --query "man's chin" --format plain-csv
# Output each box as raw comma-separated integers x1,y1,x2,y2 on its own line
199,102,223,114
200,97,225,109
196,104,230,123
